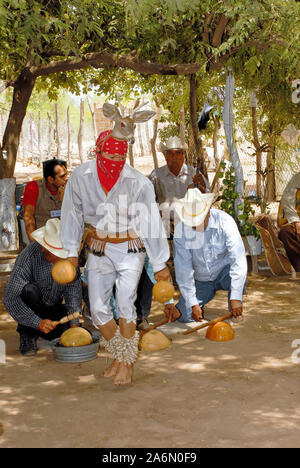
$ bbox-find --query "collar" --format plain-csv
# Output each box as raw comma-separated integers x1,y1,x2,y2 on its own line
45,181,58,196
205,209,219,230
165,163,189,178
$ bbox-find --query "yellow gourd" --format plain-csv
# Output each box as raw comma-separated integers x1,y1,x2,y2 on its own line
60,328,93,347
52,260,76,285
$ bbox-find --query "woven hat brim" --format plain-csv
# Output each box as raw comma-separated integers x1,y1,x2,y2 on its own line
174,192,214,227
31,225,68,259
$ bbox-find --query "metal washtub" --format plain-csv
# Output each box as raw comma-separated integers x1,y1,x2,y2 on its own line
50,334,100,363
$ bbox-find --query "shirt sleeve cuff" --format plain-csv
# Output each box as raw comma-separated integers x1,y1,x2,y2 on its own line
66,248,79,258
287,216,300,224
152,262,167,274
164,298,174,305
186,296,199,309
230,289,243,302
32,316,42,330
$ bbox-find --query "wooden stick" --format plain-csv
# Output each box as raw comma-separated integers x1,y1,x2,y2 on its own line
182,313,233,335
53,311,81,328
139,317,169,335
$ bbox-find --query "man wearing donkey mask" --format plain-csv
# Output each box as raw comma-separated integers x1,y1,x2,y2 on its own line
60,129,170,385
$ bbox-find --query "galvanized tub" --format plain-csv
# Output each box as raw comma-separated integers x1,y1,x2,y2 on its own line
51,334,100,363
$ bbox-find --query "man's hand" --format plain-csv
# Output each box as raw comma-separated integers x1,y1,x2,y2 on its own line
230,300,243,318
154,267,170,283
164,304,181,323
294,222,300,237
67,257,79,269
38,319,56,334
192,174,206,193
192,304,203,322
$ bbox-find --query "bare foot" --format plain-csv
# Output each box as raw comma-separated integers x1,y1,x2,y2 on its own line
101,359,120,378
114,362,133,386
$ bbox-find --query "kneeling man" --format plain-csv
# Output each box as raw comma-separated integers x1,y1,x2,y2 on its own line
164,189,247,323
4,219,81,355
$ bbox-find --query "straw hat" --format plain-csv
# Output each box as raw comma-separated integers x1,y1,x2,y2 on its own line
174,188,214,227
159,136,187,153
31,218,68,259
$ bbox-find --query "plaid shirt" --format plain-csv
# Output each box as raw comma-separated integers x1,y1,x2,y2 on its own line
4,242,82,329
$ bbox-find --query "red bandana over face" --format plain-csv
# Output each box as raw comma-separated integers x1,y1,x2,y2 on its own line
95,130,128,192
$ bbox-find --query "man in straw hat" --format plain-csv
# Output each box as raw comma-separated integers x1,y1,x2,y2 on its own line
4,218,82,356
60,129,170,385
163,188,247,323
149,136,210,237
148,136,210,288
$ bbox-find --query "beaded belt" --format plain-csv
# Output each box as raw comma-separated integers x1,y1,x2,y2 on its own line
84,226,146,257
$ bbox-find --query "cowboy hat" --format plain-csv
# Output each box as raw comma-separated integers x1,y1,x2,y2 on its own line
159,136,187,153
174,188,215,227
31,218,68,259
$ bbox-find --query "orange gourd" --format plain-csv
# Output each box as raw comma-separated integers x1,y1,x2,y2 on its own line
206,321,235,342
152,281,175,303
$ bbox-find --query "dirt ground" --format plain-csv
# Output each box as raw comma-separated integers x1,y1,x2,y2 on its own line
1,270,300,449
1,158,300,448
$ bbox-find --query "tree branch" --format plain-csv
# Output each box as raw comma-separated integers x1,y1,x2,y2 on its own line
202,13,213,44
212,14,230,48
29,51,203,77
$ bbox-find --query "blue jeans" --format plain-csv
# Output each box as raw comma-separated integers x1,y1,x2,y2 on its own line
176,265,246,323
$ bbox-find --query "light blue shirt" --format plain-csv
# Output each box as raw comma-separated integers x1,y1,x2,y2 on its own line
173,209,247,309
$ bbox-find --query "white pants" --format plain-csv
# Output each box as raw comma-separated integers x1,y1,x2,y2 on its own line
87,242,146,327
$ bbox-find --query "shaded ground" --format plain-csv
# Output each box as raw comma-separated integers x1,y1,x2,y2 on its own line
0,271,300,448
0,158,296,448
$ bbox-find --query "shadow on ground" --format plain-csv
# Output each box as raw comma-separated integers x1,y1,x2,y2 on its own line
0,272,300,448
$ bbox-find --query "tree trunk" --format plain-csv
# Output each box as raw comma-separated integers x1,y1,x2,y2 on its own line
137,121,144,156
38,110,42,167
212,115,221,192
87,98,97,141
251,105,263,199
78,98,85,164
47,112,53,156
0,111,3,146
150,98,160,169
212,115,220,169
55,103,61,159
179,87,186,146
0,71,36,178
189,74,207,178
128,144,134,167
266,134,276,202
67,105,71,167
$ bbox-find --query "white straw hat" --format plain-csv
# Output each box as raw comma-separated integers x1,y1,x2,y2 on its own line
174,188,215,227
159,136,187,153
31,218,68,259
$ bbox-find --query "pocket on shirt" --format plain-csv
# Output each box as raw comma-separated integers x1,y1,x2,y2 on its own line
214,245,227,259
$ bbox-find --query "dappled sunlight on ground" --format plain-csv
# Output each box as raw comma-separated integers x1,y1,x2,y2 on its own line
0,271,300,447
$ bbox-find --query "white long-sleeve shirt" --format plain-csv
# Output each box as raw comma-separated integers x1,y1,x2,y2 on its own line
60,160,169,273
281,173,300,224
173,209,247,309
